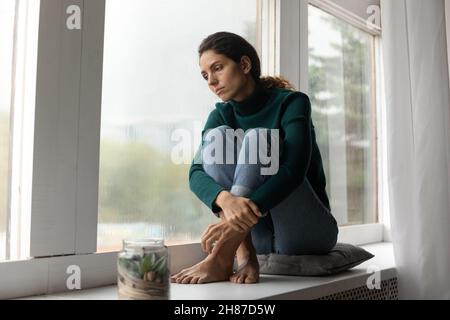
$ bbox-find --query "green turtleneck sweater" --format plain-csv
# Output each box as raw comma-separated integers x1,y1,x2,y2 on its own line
189,83,330,215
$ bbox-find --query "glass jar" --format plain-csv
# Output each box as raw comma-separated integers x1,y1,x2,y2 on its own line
117,238,170,300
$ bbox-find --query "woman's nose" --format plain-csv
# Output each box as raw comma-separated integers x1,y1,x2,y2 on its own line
208,74,218,86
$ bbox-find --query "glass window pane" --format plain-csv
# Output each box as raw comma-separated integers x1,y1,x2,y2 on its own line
308,5,376,226
0,0,16,261
98,0,259,251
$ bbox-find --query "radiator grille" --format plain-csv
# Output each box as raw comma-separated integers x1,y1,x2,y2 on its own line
318,278,398,300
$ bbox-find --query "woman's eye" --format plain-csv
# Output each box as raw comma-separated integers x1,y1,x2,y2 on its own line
214,65,222,71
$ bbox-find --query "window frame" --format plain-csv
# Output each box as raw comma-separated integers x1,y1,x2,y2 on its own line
7,0,40,261
307,0,381,226
0,0,389,299
314,0,390,237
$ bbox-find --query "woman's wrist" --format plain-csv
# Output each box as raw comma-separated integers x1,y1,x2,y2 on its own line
215,190,232,208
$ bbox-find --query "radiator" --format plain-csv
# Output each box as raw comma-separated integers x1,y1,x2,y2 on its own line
318,278,398,300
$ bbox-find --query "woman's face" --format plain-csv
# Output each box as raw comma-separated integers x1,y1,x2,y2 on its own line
199,50,252,101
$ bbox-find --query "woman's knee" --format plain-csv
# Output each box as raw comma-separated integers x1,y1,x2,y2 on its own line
201,125,236,188
203,125,233,142
238,128,281,177
202,125,234,164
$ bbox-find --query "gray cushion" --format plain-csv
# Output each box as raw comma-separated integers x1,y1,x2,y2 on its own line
257,243,375,277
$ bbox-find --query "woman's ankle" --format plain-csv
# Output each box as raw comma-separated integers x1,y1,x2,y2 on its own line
210,233,247,267
236,233,257,259
208,248,236,271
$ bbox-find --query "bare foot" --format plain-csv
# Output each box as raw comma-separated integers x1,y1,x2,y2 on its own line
171,210,256,285
229,253,260,284
170,254,234,284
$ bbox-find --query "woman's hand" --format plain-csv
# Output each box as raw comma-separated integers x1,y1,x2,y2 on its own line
201,220,236,254
215,191,262,232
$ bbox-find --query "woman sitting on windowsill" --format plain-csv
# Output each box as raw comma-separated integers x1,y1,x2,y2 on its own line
170,32,338,285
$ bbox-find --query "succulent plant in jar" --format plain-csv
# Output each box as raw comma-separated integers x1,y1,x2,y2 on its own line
117,239,169,300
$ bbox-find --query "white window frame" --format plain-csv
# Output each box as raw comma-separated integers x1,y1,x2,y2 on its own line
303,0,387,236
0,0,389,299
7,0,39,261
446,0,450,87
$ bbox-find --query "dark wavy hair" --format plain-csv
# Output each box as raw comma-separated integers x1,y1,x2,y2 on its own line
198,31,295,91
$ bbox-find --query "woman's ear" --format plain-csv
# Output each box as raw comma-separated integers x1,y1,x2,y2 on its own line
240,56,252,75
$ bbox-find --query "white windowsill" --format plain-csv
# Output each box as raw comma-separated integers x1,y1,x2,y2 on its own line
20,242,396,300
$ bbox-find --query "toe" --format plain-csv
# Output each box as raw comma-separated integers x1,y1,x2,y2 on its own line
197,275,209,284
176,275,186,284
231,274,241,283
182,276,193,284
190,277,200,284
245,276,257,284
171,270,185,280
170,274,180,283
170,273,178,280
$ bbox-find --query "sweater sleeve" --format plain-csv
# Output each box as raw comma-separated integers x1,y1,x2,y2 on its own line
248,92,312,213
188,108,227,215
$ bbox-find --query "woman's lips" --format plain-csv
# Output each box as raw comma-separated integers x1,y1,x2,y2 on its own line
216,88,225,95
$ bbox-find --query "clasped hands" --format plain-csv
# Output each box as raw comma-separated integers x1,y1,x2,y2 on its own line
201,191,262,254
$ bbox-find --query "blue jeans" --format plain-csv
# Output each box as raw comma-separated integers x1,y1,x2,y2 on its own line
202,125,338,255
